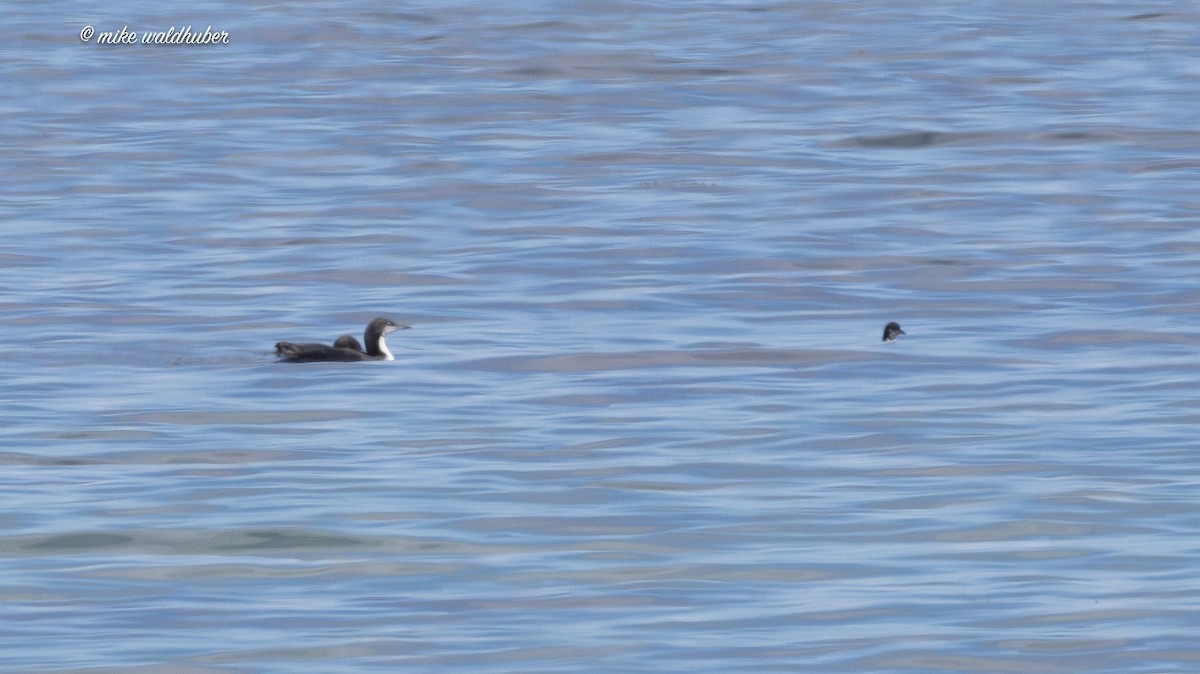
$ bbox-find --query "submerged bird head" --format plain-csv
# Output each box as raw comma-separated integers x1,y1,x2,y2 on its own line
882,321,905,342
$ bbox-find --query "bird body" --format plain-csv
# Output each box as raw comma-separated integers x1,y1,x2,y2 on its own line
276,317,407,362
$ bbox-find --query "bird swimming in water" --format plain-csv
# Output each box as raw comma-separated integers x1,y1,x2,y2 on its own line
882,321,905,342
332,335,364,351
275,317,408,362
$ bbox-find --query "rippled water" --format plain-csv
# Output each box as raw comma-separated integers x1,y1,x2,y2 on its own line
4,2,1200,672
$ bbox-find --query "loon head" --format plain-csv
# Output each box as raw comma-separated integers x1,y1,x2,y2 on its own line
882,321,905,342
365,317,410,360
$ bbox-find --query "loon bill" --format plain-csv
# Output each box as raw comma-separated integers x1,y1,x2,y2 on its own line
882,322,905,342
275,317,408,362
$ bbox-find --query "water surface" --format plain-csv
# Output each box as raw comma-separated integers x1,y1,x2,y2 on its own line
4,2,1200,672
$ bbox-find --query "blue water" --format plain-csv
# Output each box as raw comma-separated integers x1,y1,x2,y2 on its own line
4,2,1200,672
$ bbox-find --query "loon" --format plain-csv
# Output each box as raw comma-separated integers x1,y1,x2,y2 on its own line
882,321,905,342
332,335,364,351
275,317,408,362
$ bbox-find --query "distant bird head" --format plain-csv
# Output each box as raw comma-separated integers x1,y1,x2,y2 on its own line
882,322,905,342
